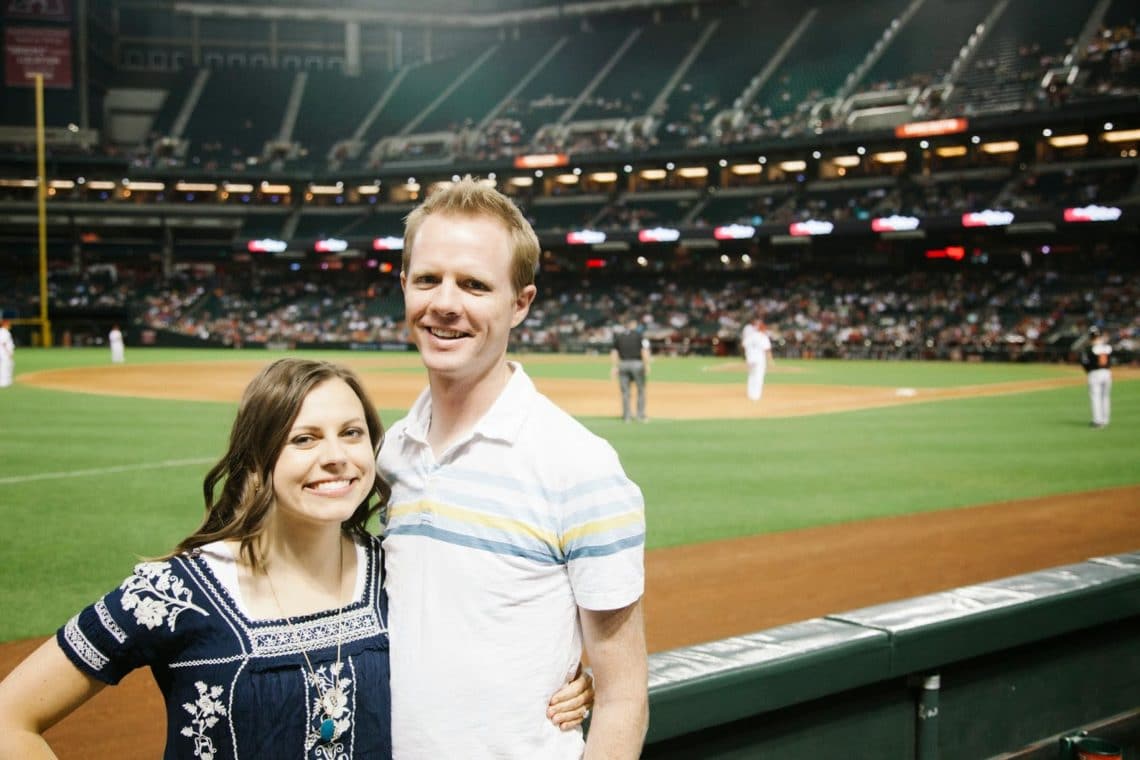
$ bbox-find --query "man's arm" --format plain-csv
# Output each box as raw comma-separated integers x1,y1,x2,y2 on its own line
609,347,620,378
580,599,649,759
640,341,651,374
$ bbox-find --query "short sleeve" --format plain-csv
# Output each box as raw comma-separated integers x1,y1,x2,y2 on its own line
562,442,646,612
56,559,206,685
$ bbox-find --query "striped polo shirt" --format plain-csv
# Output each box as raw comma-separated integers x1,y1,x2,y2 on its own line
377,362,645,759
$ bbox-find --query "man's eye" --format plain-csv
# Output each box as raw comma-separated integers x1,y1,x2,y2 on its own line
465,280,489,291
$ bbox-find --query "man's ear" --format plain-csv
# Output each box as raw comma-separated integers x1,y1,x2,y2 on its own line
511,284,537,328
399,270,407,292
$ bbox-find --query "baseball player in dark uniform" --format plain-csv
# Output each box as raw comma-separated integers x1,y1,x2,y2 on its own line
611,318,650,422
1080,326,1113,428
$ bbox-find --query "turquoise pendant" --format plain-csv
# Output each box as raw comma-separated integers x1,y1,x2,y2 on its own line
320,718,335,742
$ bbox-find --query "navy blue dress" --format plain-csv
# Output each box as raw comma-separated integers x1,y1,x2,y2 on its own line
56,536,391,759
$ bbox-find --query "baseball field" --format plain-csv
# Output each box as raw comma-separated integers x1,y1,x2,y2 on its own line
1,347,1138,755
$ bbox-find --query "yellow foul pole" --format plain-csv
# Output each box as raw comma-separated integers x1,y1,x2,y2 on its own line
34,73,53,347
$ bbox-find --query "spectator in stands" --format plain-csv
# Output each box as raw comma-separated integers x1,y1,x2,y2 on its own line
376,176,648,759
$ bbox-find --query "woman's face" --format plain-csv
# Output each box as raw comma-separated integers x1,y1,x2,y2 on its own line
270,378,376,530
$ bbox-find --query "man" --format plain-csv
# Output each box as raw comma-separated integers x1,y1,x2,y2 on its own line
377,177,648,759
0,320,13,388
741,316,775,401
610,317,650,422
108,325,125,364
1080,325,1113,428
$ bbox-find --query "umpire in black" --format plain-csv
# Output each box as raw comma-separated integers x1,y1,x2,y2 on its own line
611,317,651,422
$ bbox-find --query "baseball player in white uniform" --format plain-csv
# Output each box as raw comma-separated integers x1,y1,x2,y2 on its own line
108,325,125,364
0,320,14,388
741,317,774,402
1080,326,1113,428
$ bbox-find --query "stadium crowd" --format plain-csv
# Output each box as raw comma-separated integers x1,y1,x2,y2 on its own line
7,262,1136,364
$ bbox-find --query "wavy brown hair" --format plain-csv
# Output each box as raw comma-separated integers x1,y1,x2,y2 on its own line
173,358,389,570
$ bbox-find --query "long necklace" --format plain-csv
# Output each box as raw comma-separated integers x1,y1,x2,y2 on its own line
264,536,349,745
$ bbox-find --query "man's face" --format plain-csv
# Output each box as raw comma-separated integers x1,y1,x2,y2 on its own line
401,212,535,389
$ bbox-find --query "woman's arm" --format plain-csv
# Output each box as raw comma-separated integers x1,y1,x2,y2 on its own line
0,638,106,759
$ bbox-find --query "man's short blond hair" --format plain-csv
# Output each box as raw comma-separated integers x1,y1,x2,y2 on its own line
403,176,540,295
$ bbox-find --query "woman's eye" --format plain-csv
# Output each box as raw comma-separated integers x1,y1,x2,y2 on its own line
291,434,315,446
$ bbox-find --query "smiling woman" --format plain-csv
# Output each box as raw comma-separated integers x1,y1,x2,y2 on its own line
0,358,396,759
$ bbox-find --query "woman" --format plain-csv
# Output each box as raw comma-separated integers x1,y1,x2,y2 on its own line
0,358,592,758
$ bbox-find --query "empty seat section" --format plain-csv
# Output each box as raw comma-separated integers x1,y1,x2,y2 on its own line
657,7,800,146
528,199,608,231
505,22,639,137
754,0,908,118
239,211,289,239
148,69,199,137
415,36,560,133
359,56,473,145
572,20,703,122
183,70,295,163
863,0,992,87
354,206,417,237
293,71,396,163
293,211,369,239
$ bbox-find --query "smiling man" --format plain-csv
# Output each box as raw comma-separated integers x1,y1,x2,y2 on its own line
376,176,648,759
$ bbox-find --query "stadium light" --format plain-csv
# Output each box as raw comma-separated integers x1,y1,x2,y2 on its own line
677,167,708,178
639,169,667,180
730,164,763,175
872,151,907,164
223,182,254,193
125,181,165,191
0,179,38,187
1103,128,1140,143
555,174,579,184
86,180,116,190
175,182,218,192
778,160,806,172
590,172,618,183
935,146,968,158
310,183,344,195
356,184,381,194
49,180,75,189
1048,134,1088,148
832,156,860,167
260,182,291,194
980,141,1019,154
509,177,534,187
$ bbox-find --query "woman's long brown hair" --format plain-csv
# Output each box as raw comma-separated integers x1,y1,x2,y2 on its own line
172,358,389,570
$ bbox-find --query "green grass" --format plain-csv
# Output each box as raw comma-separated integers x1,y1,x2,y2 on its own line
1,348,1136,641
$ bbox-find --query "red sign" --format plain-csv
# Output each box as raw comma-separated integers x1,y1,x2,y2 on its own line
512,153,569,169
894,118,968,139
5,26,72,88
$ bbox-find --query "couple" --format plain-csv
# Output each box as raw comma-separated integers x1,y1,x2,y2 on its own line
0,178,649,759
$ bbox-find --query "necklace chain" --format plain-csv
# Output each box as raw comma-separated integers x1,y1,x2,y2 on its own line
264,536,349,744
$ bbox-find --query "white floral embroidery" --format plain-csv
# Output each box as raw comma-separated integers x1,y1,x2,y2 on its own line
63,615,109,671
304,661,353,758
95,600,126,643
179,681,227,760
119,561,208,631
